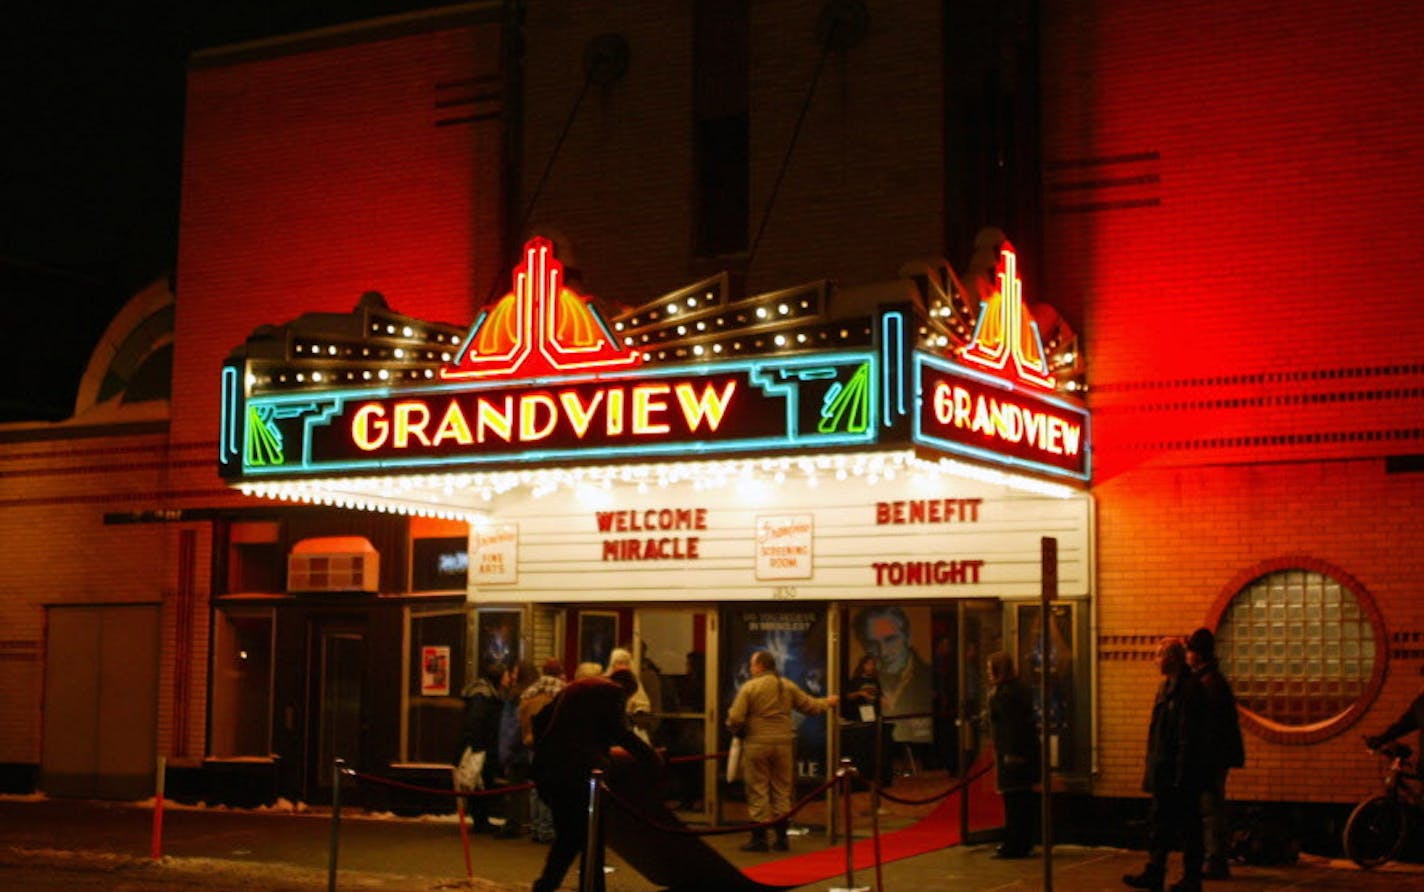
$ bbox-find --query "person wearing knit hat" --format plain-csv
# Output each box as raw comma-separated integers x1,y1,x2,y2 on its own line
1186,627,1244,880
1186,628,1215,659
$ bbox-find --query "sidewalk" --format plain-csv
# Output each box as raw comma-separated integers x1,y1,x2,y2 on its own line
2,795,1420,891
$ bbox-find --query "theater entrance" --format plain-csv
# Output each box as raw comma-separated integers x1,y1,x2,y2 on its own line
304,620,366,802
941,599,1004,777
632,608,716,824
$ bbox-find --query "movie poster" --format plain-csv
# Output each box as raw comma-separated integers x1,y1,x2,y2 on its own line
846,604,935,743
420,645,451,696
476,609,522,673
721,606,829,785
578,611,618,668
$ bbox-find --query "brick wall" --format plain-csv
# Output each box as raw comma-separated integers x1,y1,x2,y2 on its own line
520,0,944,305
0,430,216,763
1042,0,1424,802
171,16,505,457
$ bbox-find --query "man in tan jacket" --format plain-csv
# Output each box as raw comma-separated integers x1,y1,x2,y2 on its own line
727,650,838,852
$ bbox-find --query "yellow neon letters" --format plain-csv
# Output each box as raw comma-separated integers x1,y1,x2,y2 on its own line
349,379,738,452
931,381,1081,457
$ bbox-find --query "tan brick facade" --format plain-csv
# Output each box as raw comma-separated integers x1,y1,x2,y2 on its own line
5,0,1422,814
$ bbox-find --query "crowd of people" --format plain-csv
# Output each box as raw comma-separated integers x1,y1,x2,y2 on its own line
453,648,682,892
457,621,1424,892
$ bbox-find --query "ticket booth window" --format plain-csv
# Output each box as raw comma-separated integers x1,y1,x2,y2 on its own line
210,608,275,757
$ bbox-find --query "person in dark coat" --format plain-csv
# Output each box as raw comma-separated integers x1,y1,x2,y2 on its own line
1186,627,1245,879
1124,637,1207,892
1365,684,1424,758
987,651,1040,859
843,655,882,722
455,660,511,833
531,669,661,892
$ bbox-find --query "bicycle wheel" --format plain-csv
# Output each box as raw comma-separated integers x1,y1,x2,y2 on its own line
1343,794,1409,869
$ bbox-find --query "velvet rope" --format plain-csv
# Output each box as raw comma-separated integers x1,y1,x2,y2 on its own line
873,760,992,806
666,750,730,765
340,765,535,799
597,771,845,837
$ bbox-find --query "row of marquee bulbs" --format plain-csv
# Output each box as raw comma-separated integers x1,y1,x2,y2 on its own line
236,449,1078,525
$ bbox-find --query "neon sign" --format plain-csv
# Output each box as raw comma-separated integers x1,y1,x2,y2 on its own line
442,237,641,380
228,353,876,476
959,242,1055,390
913,352,1089,481
218,234,1088,487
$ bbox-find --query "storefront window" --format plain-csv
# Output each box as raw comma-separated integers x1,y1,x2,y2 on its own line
210,608,274,757
405,608,468,763
411,536,468,592
1215,562,1386,744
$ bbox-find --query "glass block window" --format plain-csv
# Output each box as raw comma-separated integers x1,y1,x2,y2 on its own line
1216,566,1382,739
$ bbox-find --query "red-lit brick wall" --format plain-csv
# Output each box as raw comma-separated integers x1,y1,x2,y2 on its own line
1042,0,1424,802
171,17,505,459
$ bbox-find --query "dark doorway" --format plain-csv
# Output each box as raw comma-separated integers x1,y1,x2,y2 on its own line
305,621,365,801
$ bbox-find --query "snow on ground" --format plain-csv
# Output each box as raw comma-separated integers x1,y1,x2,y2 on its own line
0,845,517,891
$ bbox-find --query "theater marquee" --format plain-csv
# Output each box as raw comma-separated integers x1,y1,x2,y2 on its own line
219,235,1089,495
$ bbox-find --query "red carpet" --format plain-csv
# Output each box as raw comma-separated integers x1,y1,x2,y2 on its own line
743,760,1004,888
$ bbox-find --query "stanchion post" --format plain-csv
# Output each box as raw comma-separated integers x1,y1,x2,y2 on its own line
580,769,606,892
1041,537,1057,892
828,759,869,892
150,754,166,860
328,758,345,892
456,795,474,880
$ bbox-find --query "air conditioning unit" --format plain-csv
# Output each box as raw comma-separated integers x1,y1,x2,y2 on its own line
287,536,379,593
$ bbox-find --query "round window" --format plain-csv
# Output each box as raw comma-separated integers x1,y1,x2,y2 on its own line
1209,559,1387,744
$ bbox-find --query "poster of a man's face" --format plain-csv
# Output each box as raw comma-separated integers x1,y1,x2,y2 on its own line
851,604,934,742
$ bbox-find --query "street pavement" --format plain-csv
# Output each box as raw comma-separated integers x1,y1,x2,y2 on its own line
1,795,1421,891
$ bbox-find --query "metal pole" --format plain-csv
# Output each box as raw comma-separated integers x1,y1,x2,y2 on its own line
328,758,344,892
150,755,166,860
842,759,855,888
1040,537,1057,892
829,759,870,892
456,796,474,880
581,769,605,892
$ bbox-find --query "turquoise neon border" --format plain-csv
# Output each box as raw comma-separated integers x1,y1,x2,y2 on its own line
881,311,907,426
232,351,880,476
911,351,1092,482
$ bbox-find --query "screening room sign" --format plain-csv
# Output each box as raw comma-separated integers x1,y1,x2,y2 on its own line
754,514,813,580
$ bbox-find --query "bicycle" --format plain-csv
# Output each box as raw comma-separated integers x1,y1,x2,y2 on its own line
1342,739,1422,868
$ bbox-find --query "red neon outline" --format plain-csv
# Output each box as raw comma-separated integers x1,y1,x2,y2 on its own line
442,237,643,381
958,242,1056,390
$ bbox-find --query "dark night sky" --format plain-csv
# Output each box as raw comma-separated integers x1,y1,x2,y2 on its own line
1,1,440,421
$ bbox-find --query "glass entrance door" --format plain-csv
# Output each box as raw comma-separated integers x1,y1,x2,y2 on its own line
308,624,365,801
633,608,714,823
951,599,1003,776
